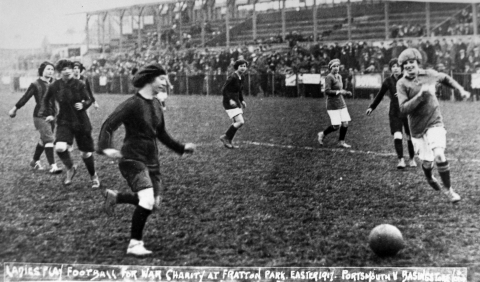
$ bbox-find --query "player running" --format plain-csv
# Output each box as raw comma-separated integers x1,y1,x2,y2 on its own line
220,59,248,149
318,59,353,148
396,48,470,203
8,61,62,174
97,63,195,256
39,59,100,188
366,58,416,169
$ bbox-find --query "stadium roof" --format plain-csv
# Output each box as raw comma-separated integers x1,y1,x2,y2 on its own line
81,0,480,15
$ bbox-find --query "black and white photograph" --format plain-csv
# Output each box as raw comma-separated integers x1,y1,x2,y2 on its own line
0,0,479,281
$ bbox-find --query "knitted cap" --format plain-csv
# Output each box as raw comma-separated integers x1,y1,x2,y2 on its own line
328,59,341,69
398,48,422,65
132,63,166,88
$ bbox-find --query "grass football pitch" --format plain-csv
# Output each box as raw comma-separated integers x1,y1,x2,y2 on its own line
0,91,479,273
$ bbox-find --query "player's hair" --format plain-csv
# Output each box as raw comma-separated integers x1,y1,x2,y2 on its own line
388,58,399,70
55,59,74,72
234,59,248,70
38,61,54,77
73,61,85,71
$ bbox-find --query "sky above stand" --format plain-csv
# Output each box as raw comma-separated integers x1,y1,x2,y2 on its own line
0,0,162,49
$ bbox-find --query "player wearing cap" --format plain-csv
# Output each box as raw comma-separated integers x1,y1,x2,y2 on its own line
366,58,416,169
219,59,248,149
39,59,100,189
396,48,470,203
98,63,195,256
9,61,62,174
318,58,353,148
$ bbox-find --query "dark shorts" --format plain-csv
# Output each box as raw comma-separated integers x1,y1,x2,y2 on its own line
55,124,95,152
389,114,411,136
119,159,163,195
33,117,55,144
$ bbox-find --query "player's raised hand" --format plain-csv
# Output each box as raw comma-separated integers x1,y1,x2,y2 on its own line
8,107,17,118
103,149,123,159
184,143,196,154
460,89,471,100
74,102,84,110
366,108,373,116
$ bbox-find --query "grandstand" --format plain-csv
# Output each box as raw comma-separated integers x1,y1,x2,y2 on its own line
83,0,479,52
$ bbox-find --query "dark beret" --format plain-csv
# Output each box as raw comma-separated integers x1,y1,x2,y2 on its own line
132,63,166,88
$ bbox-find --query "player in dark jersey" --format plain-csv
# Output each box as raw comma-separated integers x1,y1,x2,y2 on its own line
39,59,100,189
219,59,248,149
97,63,195,256
9,61,62,174
73,61,99,110
366,58,416,169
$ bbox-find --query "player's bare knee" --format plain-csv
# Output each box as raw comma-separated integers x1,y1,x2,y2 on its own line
422,161,434,169
81,151,93,159
55,142,68,153
138,188,155,210
233,121,244,128
332,125,340,130
341,122,348,127
434,153,446,163
393,132,403,140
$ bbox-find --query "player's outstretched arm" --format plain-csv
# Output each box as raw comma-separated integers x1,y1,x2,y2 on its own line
156,120,189,155
97,102,130,155
368,80,389,113
438,74,471,100
12,84,36,117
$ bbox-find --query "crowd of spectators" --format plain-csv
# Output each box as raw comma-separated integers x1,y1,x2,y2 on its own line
433,7,475,37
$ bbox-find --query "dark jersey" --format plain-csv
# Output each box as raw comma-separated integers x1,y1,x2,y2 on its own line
369,74,404,118
15,78,54,118
97,93,185,167
221,72,244,110
78,75,95,103
40,77,92,131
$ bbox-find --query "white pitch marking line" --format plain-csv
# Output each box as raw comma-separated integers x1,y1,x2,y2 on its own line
239,141,480,164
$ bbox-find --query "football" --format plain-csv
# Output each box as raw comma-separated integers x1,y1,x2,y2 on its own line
368,224,405,257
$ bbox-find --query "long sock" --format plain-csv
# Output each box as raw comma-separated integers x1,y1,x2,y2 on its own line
437,161,451,188
422,163,433,180
131,206,152,241
118,192,140,205
45,147,55,165
82,155,96,176
394,139,404,159
407,140,415,159
33,143,44,161
323,125,337,136
225,125,238,140
57,151,73,169
339,126,348,141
